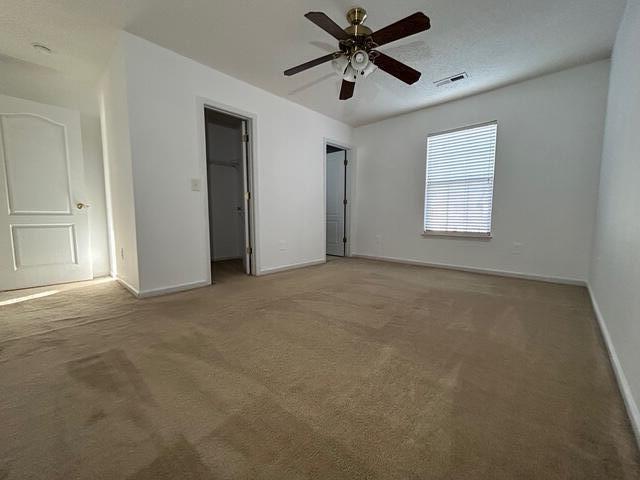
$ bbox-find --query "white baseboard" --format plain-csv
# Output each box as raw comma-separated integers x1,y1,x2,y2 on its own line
352,254,586,286
116,277,210,298
588,285,640,449
138,280,211,298
258,259,326,276
115,277,140,297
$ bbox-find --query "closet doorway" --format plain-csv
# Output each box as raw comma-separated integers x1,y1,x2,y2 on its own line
204,107,254,282
325,143,351,257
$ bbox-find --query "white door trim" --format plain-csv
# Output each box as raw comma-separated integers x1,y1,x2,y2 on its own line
196,97,258,280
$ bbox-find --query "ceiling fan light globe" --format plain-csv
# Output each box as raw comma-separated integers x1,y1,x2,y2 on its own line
361,62,377,78
332,55,349,76
350,50,370,72
343,64,358,82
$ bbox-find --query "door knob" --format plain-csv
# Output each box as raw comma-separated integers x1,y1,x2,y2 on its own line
76,202,90,210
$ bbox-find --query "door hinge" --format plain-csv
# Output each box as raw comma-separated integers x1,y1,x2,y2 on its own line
246,246,253,254
343,237,347,244
343,199,348,206
344,159,348,166
245,191,251,200
242,134,249,143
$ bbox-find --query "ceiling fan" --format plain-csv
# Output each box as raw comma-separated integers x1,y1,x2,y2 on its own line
284,7,431,100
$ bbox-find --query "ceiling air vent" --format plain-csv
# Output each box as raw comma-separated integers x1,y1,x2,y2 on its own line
434,72,468,87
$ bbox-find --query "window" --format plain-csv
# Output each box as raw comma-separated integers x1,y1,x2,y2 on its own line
423,121,497,237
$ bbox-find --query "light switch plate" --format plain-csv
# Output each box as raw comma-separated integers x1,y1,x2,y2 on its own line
190,178,202,191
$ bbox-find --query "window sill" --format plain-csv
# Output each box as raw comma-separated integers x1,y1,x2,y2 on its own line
422,231,492,240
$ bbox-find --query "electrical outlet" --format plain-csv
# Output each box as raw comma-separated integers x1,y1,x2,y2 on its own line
375,234,383,256
120,247,124,260
279,240,287,251
511,242,523,255
190,178,202,192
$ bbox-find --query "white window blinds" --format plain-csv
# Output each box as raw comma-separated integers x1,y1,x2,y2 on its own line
424,122,497,236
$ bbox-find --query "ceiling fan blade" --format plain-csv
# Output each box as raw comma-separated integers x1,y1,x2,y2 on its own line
284,52,340,76
305,12,350,41
371,12,431,47
339,80,355,100
372,52,421,85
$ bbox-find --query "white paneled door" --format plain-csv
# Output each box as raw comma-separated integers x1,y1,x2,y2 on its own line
326,150,346,257
0,95,92,290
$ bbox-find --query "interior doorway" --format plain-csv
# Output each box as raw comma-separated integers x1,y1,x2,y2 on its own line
326,143,350,257
204,107,254,282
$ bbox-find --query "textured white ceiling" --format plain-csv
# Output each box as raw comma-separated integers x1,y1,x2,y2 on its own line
0,0,625,126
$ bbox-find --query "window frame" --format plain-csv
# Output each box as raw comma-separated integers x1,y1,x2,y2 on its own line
422,120,498,239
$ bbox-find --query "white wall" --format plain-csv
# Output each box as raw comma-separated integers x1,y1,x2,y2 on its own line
106,32,352,294
589,0,640,443
352,60,610,283
99,42,140,291
81,116,110,277
0,55,110,277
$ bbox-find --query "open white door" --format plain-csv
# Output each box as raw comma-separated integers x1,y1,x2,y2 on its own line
326,149,346,257
0,95,92,290
241,120,252,274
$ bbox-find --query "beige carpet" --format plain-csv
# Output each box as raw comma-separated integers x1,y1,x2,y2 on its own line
0,257,638,479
